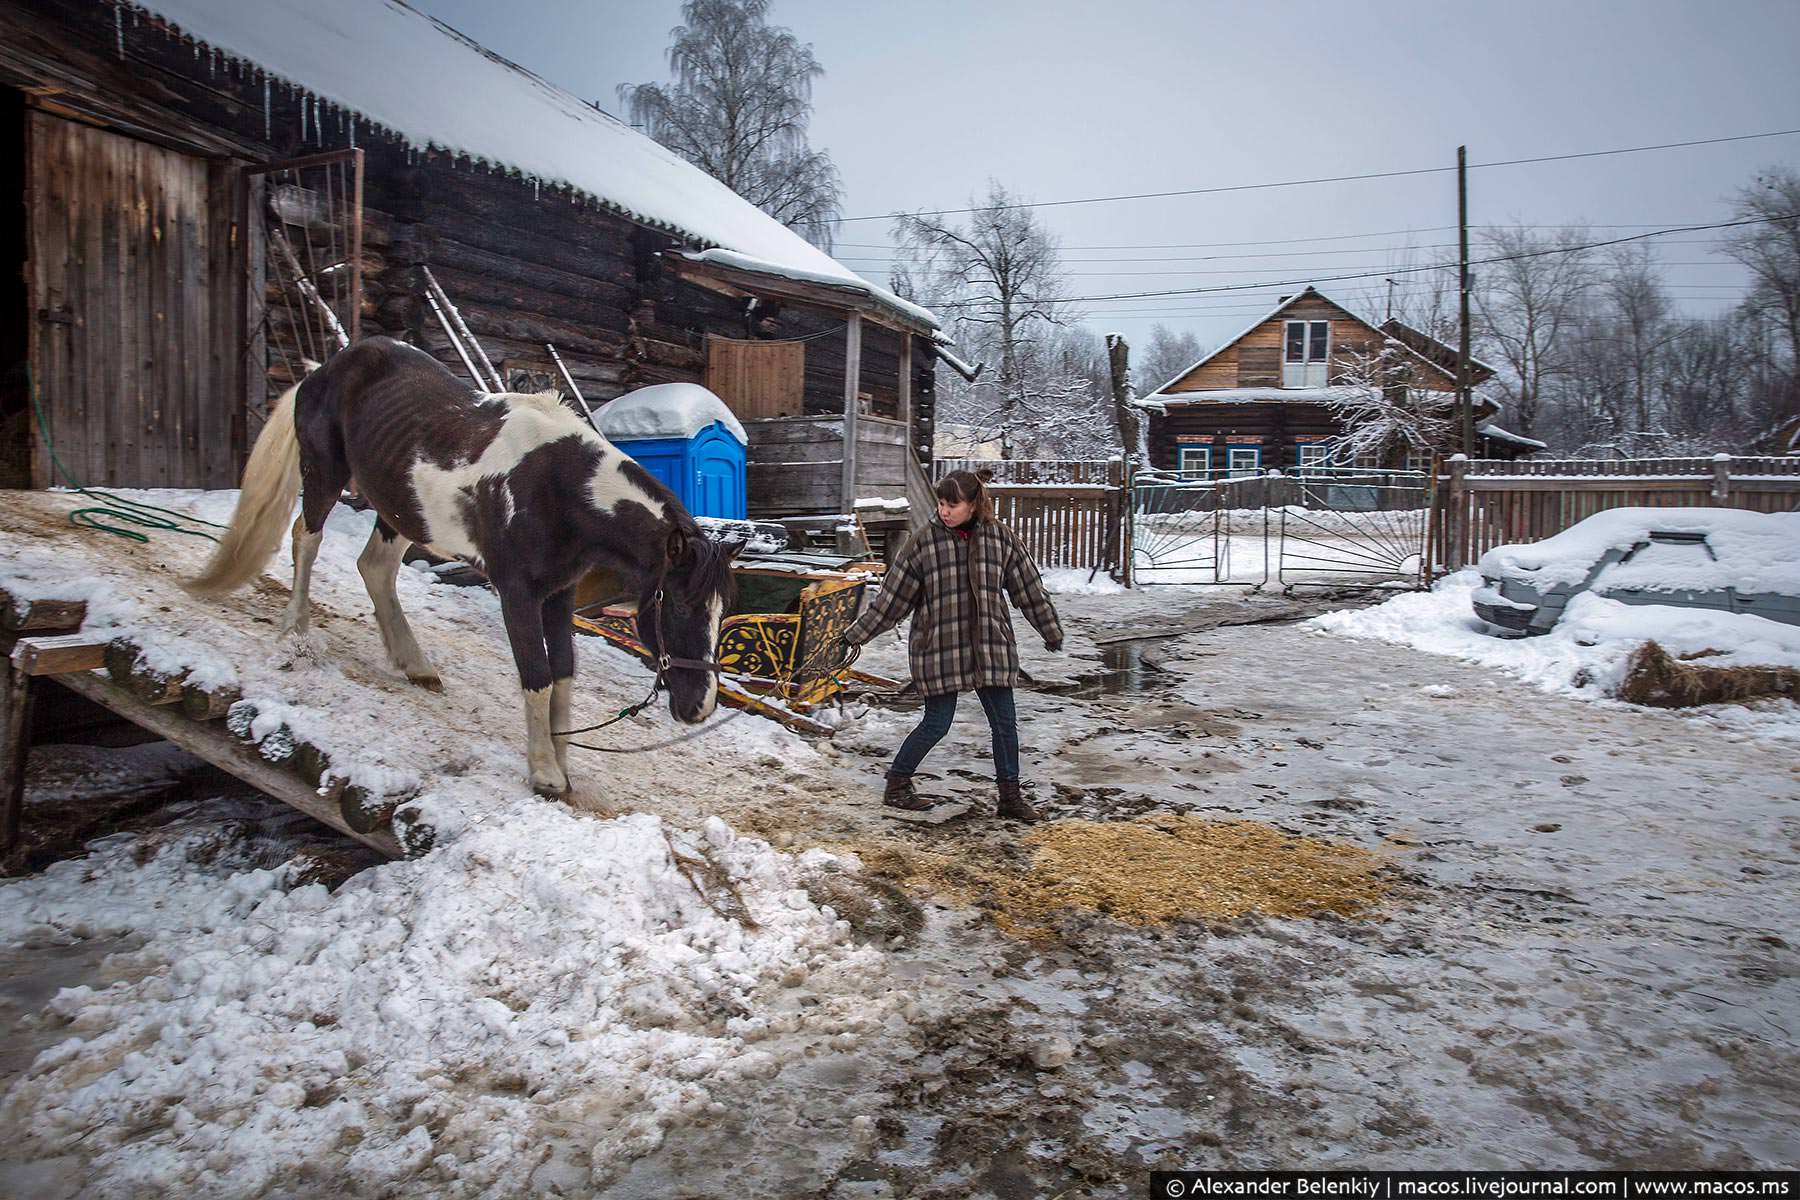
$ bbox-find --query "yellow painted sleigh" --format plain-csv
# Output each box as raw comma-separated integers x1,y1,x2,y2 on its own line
572,551,901,732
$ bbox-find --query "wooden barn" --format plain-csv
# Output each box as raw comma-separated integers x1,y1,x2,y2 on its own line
1135,287,1542,476
0,0,939,515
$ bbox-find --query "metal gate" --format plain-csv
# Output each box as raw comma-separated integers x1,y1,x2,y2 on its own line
1274,469,1431,587
1129,468,1429,589
1129,470,1267,585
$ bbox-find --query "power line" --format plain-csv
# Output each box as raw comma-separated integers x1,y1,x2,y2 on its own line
837,239,1735,268
923,214,1794,310
831,223,1723,251
840,128,1800,222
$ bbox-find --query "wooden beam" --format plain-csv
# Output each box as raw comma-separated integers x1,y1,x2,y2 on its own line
841,312,863,512
11,634,107,676
1,658,29,852
51,671,403,858
0,592,87,635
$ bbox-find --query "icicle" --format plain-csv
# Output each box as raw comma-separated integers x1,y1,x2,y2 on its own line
534,179,541,201
263,76,271,141
348,118,356,150
114,3,124,60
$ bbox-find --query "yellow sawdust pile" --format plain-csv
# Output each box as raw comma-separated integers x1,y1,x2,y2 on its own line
855,815,1394,936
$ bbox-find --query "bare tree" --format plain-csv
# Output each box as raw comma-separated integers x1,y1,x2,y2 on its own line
619,0,842,249
1721,167,1800,431
1473,224,1596,440
894,182,1079,453
1135,324,1209,395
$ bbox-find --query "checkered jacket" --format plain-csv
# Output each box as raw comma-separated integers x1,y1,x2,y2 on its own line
844,517,1063,697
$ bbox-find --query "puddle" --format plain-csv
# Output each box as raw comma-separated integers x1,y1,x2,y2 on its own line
1044,639,1174,697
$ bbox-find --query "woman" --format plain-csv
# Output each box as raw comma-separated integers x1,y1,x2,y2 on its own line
838,469,1063,822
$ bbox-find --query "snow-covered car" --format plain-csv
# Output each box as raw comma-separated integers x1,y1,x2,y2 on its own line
1471,506,1800,635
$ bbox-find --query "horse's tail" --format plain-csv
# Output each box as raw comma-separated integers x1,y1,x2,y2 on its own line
183,379,305,595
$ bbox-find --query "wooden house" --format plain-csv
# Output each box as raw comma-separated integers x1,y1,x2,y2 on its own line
0,0,939,515
1135,286,1541,476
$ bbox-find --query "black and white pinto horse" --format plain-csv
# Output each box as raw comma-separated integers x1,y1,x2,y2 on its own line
186,336,737,797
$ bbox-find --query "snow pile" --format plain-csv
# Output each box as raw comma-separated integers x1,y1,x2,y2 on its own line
0,805,888,1194
1040,568,1126,595
1309,570,1800,736
597,384,747,446
1477,506,1800,593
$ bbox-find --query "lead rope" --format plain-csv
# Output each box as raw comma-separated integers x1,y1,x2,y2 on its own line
555,585,862,755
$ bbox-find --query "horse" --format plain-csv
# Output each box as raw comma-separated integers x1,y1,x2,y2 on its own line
185,336,738,797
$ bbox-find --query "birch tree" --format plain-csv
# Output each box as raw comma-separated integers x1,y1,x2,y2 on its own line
620,0,842,248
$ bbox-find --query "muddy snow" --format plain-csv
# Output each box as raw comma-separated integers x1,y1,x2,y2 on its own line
2,489,1796,1197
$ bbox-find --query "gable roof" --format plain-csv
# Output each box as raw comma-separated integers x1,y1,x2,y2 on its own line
1139,285,1490,402
133,0,933,328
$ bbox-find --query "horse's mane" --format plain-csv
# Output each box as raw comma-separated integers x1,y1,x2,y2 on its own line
683,524,738,610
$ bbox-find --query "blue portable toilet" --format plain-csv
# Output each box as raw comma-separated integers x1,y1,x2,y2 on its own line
596,383,748,520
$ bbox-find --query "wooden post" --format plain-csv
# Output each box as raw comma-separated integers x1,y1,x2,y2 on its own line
1106,334,1141,463
841,311,863,513
1,657,30,852
1711,453,1731,503
1120,459,1136,589
1446,454,1469,570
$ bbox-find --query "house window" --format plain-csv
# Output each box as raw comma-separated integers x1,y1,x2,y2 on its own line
1282,320,1330,388
1296,443,1331,472
1227,447,1261,477
1177,446,1211,478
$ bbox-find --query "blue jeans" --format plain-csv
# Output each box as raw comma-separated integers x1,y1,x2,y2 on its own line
891,687,1020,783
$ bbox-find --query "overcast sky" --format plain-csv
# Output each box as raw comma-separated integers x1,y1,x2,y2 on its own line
414,0,1800,355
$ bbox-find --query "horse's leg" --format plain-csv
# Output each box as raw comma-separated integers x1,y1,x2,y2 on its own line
357,519,442,692
282,426,351,635
541,586,576,778
279,515,323,635
497,579,567,797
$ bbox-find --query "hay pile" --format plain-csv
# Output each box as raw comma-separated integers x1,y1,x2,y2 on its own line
1614,640,1800,708
853,814,1394,936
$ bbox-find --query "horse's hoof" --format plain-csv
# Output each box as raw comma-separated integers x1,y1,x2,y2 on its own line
409,673,444,693
530,774,569,799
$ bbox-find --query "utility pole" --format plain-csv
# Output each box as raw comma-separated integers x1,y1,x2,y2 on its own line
1456,145,1475,459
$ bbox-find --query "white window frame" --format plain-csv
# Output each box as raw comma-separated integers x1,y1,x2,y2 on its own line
1282,319,1331,388
1296,443,1331,471
1177,446,1211,478
1227,446,1261,477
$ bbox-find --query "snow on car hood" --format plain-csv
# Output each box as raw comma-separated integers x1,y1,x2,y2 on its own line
1477,507,1800,594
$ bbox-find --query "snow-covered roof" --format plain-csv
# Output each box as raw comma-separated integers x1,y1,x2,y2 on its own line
1135,385,1367,411
1476,421,1548,450
677,250,935,331
133,0,933,328
597,384,747,446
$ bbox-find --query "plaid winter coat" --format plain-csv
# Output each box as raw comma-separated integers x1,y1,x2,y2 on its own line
844,517,1063,697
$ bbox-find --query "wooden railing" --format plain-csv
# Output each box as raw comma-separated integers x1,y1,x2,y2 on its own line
933,458,1119,485
1433,455,1800,572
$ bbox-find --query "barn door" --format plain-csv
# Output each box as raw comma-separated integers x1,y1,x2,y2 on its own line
26,112,242,489
706,334,803,419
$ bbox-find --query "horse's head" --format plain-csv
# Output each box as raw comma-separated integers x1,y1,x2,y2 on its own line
637,527,740,724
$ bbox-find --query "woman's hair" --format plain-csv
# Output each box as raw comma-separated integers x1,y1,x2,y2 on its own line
935,468,995,524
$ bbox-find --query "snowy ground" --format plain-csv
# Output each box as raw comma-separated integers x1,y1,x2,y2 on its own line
2,490,1797,1196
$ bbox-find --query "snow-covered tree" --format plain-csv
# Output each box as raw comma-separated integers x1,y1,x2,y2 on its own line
1320,338,1454,467
619,0,842,249
1134,324,1209,395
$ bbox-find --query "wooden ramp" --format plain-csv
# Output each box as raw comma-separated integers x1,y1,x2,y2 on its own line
0,490,802,862
4,597,407,858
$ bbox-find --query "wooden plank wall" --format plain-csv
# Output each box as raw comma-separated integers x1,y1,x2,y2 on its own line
706,336,804,418
744,416,911,515
987,483,1122,571
27,112,239,489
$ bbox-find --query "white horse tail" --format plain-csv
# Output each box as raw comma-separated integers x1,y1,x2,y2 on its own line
184,381,305,594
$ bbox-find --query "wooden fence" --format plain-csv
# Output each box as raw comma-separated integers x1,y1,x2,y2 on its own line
931,459,1127,572
1432,455,1800,572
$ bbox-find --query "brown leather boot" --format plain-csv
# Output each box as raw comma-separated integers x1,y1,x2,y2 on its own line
996,780,1040,823
882,772,934,811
